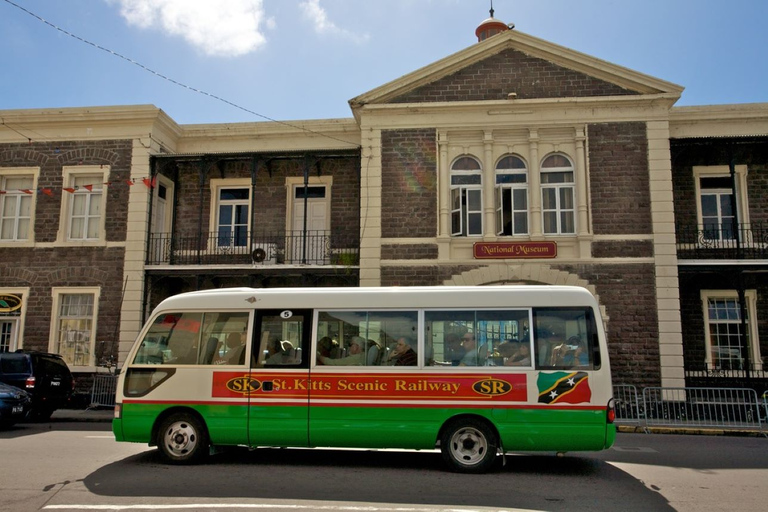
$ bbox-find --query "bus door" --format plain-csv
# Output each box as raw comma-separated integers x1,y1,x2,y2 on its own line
248,308,312,447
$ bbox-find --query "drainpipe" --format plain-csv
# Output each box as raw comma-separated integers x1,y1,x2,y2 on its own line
250,157,258,249
302,155,311,264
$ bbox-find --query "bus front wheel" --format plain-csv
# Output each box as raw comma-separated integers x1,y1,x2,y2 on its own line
440,418,498,473
156,413,209,464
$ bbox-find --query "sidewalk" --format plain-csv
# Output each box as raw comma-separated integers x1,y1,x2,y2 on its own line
51,408,114,422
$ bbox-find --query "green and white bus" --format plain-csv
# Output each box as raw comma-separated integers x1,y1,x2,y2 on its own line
113,286,616,473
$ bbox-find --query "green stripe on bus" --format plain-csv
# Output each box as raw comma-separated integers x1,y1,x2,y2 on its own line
115,402,614,452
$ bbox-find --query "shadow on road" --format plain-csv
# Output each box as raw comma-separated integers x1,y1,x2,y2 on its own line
82,447,673,511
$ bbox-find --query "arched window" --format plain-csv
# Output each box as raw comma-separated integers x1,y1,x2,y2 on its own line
450,156,483,236
495,155,528,236
541,154,575,235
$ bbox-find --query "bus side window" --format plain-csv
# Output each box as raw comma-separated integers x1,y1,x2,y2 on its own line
255,311,308,368
424,309,530,367
533,307,596,370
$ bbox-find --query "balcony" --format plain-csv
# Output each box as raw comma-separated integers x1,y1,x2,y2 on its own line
147,230,359,267
684,363,768,391
676,223,768,260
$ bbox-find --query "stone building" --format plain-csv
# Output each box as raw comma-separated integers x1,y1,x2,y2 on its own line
0,14,766,395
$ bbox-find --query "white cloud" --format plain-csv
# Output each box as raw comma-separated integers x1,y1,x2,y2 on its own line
299,0,369,44
111,0,269,57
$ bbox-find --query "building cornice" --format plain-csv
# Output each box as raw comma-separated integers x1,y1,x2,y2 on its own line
669,103,768,138
0,104,182,143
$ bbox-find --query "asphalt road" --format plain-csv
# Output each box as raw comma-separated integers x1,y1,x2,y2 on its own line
0,420,766,512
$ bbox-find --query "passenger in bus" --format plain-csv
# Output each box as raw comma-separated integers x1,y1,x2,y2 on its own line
561,337,589,368
538,330,563,366
317,336,336,360
458,333,481,366
496,340,518,364
266,340,298,365
389,337,417,366
506,343,531,366
211,332,239,365
444,332,465,366
550,335,584,367
318,336,365,365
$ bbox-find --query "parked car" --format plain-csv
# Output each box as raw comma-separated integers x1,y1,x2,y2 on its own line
0,381,31,428
0,351,74,420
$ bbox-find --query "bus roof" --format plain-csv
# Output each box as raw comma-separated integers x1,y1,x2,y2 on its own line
152,286,599,312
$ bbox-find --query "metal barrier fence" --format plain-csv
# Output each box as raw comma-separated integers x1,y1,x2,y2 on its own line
89,374,118,409
614,385,767,432
643,387,763,430
613,384,643,426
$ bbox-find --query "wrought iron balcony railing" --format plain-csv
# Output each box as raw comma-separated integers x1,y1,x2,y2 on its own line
147,230,359,267
676,222,768,260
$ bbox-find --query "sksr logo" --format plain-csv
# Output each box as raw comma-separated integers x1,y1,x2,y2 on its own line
472,379,512,396
225,377,261,394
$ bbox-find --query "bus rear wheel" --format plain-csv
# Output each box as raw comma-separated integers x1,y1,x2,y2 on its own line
440,418,498,473
156,413,209,464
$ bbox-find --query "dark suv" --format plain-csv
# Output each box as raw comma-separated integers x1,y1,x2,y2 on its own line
0,351,74,420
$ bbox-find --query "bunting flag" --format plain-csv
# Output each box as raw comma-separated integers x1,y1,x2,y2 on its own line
537,371,591,404
0,176,158,197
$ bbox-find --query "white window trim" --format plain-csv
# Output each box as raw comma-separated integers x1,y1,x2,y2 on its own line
58,166,109,245
49,286,101,370
208,178,251,252
152,174,174,235
693,165,750,237
0,167,39,247
450,156,483,237
285,176,333,233
700,289,762,372
495,155,529,237
0,287,29,352
540,154,576,236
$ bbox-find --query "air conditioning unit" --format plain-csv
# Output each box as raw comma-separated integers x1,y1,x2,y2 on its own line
251,242,277,265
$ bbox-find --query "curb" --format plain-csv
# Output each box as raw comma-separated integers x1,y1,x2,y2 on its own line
50,409,114,422
617,424,766,437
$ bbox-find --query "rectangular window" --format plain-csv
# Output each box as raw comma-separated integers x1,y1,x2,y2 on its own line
0,175,33,241
54,292,96,367
541,172,575,235
700,178,735,241
496,180,528,236
68,175,103,240
217,188,249,248
425,309,532,368
316,310,418,366
533,307,597,370
451,187,482,236
132,311,250,366
0,321,13,353
701,290,761,371
694,166,749,244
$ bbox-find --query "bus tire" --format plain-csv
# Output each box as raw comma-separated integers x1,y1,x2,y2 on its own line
440,418,498,473
156,413,209,465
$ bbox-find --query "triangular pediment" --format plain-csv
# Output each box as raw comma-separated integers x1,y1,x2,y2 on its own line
349,29,683,116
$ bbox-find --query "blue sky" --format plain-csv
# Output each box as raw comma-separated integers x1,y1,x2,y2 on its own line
1,0,767,125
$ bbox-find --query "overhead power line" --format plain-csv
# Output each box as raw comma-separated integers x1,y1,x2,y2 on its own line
2,0,359,148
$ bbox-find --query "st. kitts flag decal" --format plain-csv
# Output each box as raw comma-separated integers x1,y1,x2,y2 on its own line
537,371,591,404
